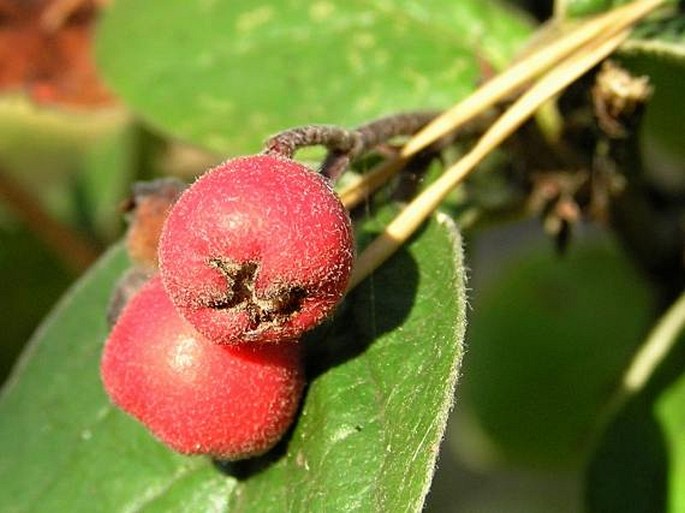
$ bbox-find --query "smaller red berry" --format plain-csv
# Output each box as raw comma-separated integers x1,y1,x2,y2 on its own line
159,154,354,345
101,275,305,460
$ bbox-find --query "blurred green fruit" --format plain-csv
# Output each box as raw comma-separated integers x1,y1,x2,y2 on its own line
462,234,655,468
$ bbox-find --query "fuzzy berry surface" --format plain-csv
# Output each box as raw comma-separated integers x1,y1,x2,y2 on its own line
100,275,305,460
159,154,354,344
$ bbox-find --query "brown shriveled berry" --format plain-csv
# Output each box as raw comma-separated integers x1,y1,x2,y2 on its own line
124,178,186,270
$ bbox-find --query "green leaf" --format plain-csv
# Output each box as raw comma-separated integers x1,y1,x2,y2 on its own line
95,0,530,154
586,294,685,513
227,212,466,512
585,341,685,513
0,212,467,512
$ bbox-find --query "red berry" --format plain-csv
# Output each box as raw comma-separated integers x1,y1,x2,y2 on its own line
100,275,305,460
158,154,354,344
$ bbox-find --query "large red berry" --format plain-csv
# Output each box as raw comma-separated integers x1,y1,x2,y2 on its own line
158,154,354,344
101,275,305,460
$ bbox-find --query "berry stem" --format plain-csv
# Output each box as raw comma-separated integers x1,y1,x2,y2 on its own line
263,125,360,161
337,111,495,210
321,111,439,181
262,111,439,180
355,111,440,155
